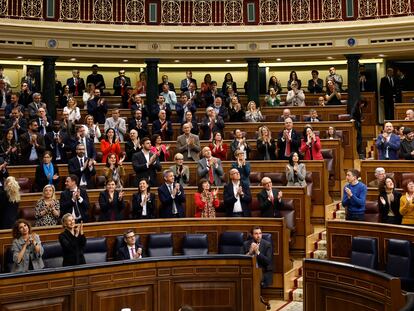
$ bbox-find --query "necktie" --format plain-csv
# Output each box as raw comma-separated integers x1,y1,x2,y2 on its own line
208,161,214,184
285,131,291,157
130,247,135,259
75,79,78,96
270,192,274,204
80,158,83,167
169,184,178,214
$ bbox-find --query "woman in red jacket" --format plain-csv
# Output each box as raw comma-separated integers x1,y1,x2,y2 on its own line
300,125,323,160
209,132,228,161
194,179,220,218
100,128,121,163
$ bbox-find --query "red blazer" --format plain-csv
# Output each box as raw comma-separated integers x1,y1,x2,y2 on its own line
209,143,228,161
100,139,121,163
150,145,170,161
300,136,323,160
194,192,220,218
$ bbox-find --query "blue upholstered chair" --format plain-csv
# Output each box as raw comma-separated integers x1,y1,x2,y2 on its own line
350,237,378,269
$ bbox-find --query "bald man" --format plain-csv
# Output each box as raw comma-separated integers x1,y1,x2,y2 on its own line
257,177,284,217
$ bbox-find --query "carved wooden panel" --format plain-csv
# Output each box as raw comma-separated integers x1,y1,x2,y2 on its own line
1,296,70,311
92,286,153,311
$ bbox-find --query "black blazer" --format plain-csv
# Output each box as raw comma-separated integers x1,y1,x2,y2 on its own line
98,190,125,221
277,129,301,160
243,238,273,287
34,163,60,192
132,192,156,219
257,189,284,217
68,156,96,189
125,140,141,162
59,229,86,267
59,188,89,222
152,119,173,141
66,77,86,96
45,131,69,164
158,183,186,218
116,244,145,260
70,138,96,160
127,118,149,139
131,151,161,187
256,139,277,160
378,190,402,224
223,182,252,217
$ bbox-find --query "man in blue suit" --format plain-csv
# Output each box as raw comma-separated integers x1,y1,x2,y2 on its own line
375,122,401,160
158,169,186,218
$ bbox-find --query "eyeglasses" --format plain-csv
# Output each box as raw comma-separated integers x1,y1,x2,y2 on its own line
176,158,184,160
126,235,135,239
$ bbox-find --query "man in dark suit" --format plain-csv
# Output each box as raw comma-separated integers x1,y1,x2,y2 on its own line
257,177,284,217
35,107,53,137
176,93,196,123
116,229,144,260
66,69,86,96
200,107,225,140
277,118,301,160
68,143,96,189
380,67,397,120
130,94,149,120
4,93,25,119
70,125,96,159
60,175,89,222
4,107,27,142
180,70,197,93
276,108,297,122
223,168,252,217
184,81,202,108
158,74,176,94
307,70,324,94
86,64,106,93
87,88,108,124
19,119,46,165
152,110,173,141
113,69,131,96
128,109,149,139
243,226,273,288
158,169,186,218
303,109,322,122
45,121,69,164
132,137,161,187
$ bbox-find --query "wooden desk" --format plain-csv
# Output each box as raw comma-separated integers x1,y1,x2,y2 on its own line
394,103,413,120
402,91,414,103
304,258,405,311
0,255,263,311
17,185,311,254
360,160,414,188
0,218,289,295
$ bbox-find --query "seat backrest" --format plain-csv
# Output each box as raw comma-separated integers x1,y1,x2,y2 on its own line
350,237,378,269
4,247,13,272
16,177,32,193
42,241,63,268
279,199,296,231
182,234,209,256
147,233,173,257
84,237,107,264
338,114,351,121
364,201,380,223
249,171,263,185
113,234,141,259
95,175,106,188
219,232,244,254
386,239,413,278
18,208,36,224
402,173,414,189
266,172,287,186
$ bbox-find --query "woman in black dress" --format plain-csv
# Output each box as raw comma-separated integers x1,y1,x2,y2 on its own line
59,213,86,267
98,179,125,221
132,178,156,219
0,176,21,229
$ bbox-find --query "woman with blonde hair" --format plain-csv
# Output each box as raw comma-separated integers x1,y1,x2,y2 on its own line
256,126,276,160
34,185,60,227
84,114,101,143
63,97,81,123
245,101,264,122
0,176,21,229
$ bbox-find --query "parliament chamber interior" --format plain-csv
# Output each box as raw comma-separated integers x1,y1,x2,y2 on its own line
1,0,414,310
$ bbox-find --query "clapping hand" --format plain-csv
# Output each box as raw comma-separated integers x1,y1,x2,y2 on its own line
345,187,352,198
212,188,219,197
278,191,283,200
380,197,386,205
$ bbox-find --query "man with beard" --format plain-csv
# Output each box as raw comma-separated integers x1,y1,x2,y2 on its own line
19,119,45,165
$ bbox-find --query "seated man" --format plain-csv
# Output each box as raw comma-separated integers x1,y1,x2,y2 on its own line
342,169,367,221
317,96,325,106
276,108,297,122
400,127,414,160
405,109,414,121
116,229,144,260
223,168,252,217
197,147,224,186
176,123,201,161
304,109,322,122
257,177,283,217
375,122,400,160
368,167,386,188
152,110,173,141
243,226,273,287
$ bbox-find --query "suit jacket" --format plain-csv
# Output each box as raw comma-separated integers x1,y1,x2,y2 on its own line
256,139,277,160
230,162,251,185
18,91,32,108
87,97,108,124
223,181,252,217
125,140,141,162
277,129,301,160
180,78,197,92
200,116,225,140
132,192,156,219
45,131,69,163
169,164,190,187
303,116,322,122
176,133,201,161
35,117,53,136
197,157,224,186
116,244,145,260
175,102,196,123
4,118,27,137
152,119,173,141
98,190,125,221
113,76,131,96
380,76,397,102
378,190,402,223
128,118,149,139
28,101,47,118
66,77,86,96
158,82,176,94
70,137,96,159
276,115,297,122
257,189,284,217
19,132,46,164
86,73,106,91
4,103,25,120
158,183,186,218
400,139,414,160
132,151,161,187
68,156,96,189
104,117,127,142
0,92,11,108
307,78,324,94
59,188,89,222
130,103,149,120
375,133,400,160
59,229,86,267
243,238,273,287
34,163,60,191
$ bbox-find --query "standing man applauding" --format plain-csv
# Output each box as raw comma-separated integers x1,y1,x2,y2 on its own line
342,169,367,221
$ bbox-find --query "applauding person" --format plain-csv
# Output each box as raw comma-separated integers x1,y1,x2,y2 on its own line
257,177,284,217
59,214,86,267
400,180,414,225
132,179,156,219
286,152,307,187
34,185,60,227
194,179,219,218
198,147,224,186
158,170,186,218
257,126,276,160
300,126,323,160
170,153,190,187
209,132,228,161
98,179,125,221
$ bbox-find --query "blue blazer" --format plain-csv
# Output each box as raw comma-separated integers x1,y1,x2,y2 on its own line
375,133,400,160
158,183,186,218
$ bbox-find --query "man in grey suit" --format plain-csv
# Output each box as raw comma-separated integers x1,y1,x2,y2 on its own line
197,146,224,186
104,109,127,142
176,123,201,161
